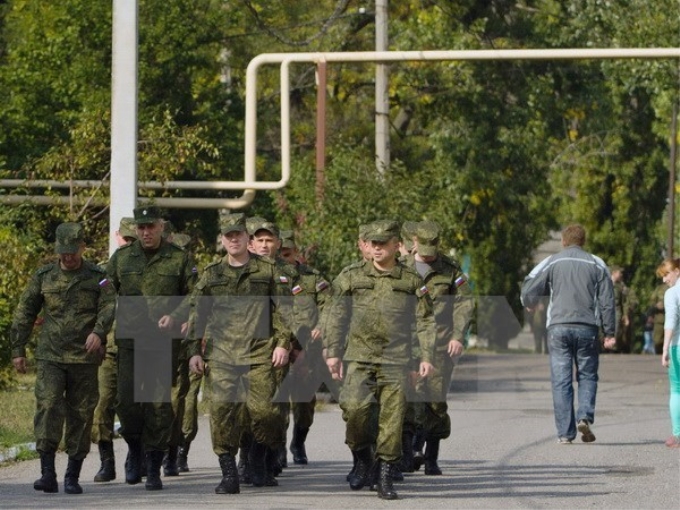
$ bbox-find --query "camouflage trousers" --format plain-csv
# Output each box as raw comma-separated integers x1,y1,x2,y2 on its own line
339,362,408,462
116,347,174,452
91,349,117,443
413,351,455,440
207,362,284,456
278,342,326,432
181,370,203,443
35,360,99,460
168,356,191,452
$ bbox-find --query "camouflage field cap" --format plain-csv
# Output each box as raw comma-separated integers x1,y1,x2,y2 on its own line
248,218,280,238
162,220,175,239
245,216,266,235
172,233,191,248
365,220,400,243
279,230,296,249
358,224,371,241
133,205,162,225
118,217,137,239
415,220,441,257
401,220,419,252
55,222,85,254
220,213,247,234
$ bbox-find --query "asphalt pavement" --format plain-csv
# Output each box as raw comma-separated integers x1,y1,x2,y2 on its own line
1,352,678,509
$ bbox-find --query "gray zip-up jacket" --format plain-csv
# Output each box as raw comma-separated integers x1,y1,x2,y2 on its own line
520,245,616,336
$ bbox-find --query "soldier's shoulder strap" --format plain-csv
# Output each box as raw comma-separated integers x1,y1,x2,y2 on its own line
36,263,56,276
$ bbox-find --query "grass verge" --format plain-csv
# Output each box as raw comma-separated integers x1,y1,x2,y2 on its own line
0,372,35,448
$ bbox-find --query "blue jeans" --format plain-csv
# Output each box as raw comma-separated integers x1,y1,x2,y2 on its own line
548,325,599,440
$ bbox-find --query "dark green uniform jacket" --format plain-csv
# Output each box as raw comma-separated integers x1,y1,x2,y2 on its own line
106,239,196,349
402,253,474,351
323,259,436,366
10,260,116,363
187,254,292,365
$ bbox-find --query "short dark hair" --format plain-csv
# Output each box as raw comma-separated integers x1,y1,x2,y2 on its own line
561,224,586,247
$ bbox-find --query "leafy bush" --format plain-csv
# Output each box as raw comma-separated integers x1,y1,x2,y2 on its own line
0,215,46,388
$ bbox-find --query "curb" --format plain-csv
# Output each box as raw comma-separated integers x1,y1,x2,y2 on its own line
0,442,36,463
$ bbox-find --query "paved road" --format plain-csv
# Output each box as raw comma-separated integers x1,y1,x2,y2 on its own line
1,353,678,509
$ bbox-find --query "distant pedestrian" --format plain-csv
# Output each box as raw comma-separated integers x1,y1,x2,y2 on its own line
521,224,615,444
11,222,116,494
655,258,680,448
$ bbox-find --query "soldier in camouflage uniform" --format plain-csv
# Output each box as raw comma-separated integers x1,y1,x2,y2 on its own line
403,221,474,475
610,265,636,353
323,220,436,501
242,218,295,477
161,227,194,477
178,364,203,472
106,206,196,491
11,222,116,495
397,221,418,258
186,213,292,495
91,217,137,483
278,230,332,465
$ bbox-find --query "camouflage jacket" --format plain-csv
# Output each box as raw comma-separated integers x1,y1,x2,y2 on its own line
322,259,435,366
290,262,331,349
10,259,116,364
186,254,293,365
402,253,474,352
106,239,196,348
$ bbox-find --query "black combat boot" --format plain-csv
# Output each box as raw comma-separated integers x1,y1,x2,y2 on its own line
33,451,59,493
64,457,84,494
215,453,240,494
237,439,252,485
424,438,442,475
177,441,190,473
412,429,426,471
391,463,404,482
162,445,180,476
264,445,280,486
124,438,143,484
290,425,309,465
346,449,358,482
377,460,398,500
248,441,268,487
349,447,373,490
398,430,414,473
277,444,288,469
144,450,164,491
94,441,116,482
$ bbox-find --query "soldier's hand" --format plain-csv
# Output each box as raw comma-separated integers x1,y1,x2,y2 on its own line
418,361,435,379
447,339,464,358
84,333,103,354
180,321,189,335
189,355,205,375
158,315,175,331
272,347,290,367
12,357,26,374
310,328,322,342
326,357,343,381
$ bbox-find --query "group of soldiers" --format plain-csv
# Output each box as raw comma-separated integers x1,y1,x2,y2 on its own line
10,206,473,501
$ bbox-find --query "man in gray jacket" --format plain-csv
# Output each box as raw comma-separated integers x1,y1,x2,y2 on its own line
521,224,616,444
